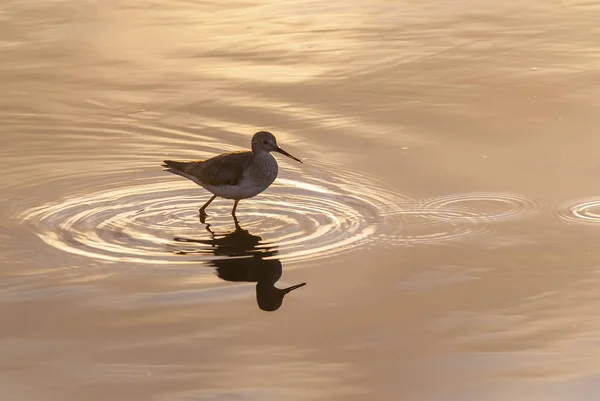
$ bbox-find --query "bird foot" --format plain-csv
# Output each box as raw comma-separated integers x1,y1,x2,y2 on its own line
199,209,208,224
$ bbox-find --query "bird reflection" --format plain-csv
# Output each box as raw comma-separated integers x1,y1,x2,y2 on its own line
173,217,306,311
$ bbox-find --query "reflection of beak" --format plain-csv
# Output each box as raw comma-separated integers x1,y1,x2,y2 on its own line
275,147,302,163
282,282,307,294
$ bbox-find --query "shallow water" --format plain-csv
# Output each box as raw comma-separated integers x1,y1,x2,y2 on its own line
2,0,600,400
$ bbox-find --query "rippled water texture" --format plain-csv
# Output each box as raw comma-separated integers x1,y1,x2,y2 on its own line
14,115,543,266
2,0,600,400
558,197,600,224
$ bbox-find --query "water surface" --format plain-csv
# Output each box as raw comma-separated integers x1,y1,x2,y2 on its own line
2,0,600,400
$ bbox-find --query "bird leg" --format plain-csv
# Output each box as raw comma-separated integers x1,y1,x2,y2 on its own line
199,195,217,223
231,199,240,218
232,214,241,230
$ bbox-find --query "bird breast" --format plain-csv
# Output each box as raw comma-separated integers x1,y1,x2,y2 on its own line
248,152,278,186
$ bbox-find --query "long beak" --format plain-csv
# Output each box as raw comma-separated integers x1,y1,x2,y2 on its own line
282,282,307,294
275,147,302,163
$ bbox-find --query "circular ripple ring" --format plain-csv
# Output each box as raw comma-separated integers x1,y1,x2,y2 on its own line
418,192,543,222
558,198,600,224
11,116,542,266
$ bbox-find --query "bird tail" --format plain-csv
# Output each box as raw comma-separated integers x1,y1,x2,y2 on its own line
162,160,202,184
162,160,191,172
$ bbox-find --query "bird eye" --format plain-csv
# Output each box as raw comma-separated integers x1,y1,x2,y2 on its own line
262,140,268,144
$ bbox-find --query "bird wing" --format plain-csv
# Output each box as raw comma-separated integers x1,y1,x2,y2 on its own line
187,150,253,186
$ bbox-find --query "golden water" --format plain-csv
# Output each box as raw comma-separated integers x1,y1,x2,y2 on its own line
1,0,600,399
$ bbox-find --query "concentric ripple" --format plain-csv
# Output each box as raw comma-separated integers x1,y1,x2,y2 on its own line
418,192,543,223
19,177,539,266
18,175,396,265
17,160,505,266
12,113,543,267
557,198,600,224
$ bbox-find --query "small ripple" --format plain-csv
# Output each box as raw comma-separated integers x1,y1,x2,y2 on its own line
558,197,600,224
418,192,543,222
